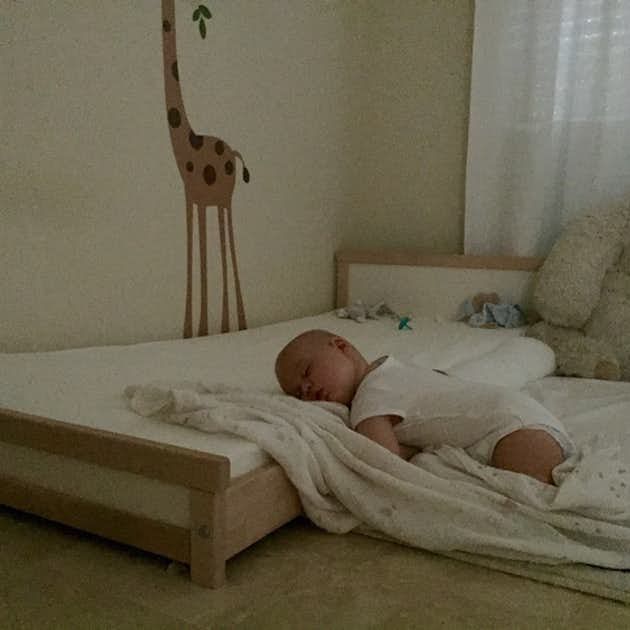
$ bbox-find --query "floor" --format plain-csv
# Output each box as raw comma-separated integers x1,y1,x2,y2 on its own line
1,507,629,629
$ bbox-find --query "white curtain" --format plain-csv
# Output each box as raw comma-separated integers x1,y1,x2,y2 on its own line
465,0,630,256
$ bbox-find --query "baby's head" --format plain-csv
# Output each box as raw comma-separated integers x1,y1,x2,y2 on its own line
275,329,369,405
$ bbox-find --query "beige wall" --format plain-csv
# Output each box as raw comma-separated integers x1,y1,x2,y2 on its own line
1,1,473,352
341,0,473,252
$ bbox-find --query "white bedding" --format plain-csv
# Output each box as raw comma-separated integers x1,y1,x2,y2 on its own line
126,380,630,570
2,312,629,531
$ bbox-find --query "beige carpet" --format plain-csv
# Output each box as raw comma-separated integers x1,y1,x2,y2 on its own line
2,507,629,629
358,532,630,605
444,551,630,605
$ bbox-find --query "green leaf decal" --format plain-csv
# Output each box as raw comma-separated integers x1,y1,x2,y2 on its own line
193,8,200,21
199,19,207,39
199,5,212,19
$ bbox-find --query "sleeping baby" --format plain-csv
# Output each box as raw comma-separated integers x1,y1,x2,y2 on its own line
275,329,574,485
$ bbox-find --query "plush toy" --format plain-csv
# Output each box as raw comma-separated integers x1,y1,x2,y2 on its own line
526,201,630,380
460,292,526,328
471,292,500,313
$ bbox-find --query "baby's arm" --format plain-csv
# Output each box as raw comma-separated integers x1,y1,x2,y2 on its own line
355,415,417,460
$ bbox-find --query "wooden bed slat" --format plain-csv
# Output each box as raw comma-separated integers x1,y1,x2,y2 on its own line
0,408,229,492
0,474,190,562
336,250,544,270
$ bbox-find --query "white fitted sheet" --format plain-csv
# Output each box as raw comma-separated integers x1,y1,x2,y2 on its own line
2,312,629,527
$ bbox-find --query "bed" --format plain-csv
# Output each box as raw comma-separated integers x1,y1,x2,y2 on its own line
2,250,629,594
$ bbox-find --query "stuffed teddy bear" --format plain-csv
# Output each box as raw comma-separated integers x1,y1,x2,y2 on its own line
526,201,630,381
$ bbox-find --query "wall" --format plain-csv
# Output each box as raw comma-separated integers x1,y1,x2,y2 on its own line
341,0,473,252
1,1,474,352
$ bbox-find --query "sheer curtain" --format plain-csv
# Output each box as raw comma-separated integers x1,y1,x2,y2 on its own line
465,0,630,256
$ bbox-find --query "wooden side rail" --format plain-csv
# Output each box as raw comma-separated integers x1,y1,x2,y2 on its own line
224,462,302,559
335,250,544,270
0,474,190,562
0,408,229,492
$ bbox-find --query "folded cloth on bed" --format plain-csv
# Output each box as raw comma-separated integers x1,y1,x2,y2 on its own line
125,382,630,569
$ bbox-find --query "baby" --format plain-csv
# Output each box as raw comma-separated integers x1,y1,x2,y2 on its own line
275,329,574,485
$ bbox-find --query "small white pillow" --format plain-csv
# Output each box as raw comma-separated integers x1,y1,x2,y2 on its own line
447,337,556,389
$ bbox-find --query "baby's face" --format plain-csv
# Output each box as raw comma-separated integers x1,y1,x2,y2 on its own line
276,334,364,406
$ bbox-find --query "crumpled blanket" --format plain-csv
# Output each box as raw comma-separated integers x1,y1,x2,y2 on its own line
125,382,630,569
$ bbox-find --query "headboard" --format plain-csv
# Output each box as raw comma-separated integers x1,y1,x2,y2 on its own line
335,250,544,320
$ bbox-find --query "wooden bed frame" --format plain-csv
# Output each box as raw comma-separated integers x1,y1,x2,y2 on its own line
0,250,543,588
0,409,301,588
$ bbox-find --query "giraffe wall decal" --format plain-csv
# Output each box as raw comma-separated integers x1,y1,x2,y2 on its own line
161,0,249,337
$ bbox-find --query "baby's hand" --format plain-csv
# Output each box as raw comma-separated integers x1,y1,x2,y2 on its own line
399,444,419,461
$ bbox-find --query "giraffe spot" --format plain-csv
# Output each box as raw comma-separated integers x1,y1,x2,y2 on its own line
171,61,179,81
186,161,194,172
224,160,234,175
163,20,171,32
215,140,225,155
168,107,181,128
189,131,204,150
203,165,216,185
243,167,250,183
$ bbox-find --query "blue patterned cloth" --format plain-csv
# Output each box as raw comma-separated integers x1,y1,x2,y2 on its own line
464,301,526,328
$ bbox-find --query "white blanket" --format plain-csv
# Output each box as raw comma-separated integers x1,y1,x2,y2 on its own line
125,381,630,569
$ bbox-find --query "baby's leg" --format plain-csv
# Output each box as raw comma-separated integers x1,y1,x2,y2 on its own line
490,429,564,485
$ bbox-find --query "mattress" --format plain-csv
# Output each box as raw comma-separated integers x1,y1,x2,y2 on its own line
2,312,629,527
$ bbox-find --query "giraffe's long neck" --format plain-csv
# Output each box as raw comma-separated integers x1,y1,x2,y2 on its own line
162,0,194,143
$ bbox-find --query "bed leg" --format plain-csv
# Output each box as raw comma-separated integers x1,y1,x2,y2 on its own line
189,489,226,588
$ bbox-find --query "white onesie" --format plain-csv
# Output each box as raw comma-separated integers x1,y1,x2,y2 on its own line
348,356,574,464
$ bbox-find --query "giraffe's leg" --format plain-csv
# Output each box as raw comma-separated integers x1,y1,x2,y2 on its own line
217,206,230,333
183,194,194,339
226,204,247,330
198,205,209,336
